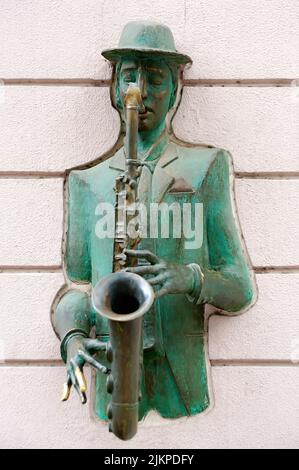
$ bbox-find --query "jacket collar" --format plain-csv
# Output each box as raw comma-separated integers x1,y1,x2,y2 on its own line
108,132,179,203
108,131,178,171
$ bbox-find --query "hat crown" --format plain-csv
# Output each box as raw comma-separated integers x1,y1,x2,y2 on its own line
118,21,177,53
101,20,192,65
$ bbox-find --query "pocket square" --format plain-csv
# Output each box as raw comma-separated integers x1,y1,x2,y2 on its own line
168,178,194,193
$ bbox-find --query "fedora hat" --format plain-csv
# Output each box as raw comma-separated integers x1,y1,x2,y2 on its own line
102,20,192,65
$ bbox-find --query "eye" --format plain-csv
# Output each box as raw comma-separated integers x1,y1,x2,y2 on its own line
122,70,136,83
148,74,163,86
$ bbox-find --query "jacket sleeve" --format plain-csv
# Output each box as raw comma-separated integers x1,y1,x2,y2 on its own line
193,150,256,313
52,171,93,360
53,290,93,362
65,171,92,283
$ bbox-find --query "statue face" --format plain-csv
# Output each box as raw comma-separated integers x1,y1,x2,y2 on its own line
117,58,175,132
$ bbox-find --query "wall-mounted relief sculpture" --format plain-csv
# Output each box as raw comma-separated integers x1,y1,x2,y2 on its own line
51,21,256,440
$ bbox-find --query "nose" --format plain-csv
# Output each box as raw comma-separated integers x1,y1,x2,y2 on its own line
138,71,148,99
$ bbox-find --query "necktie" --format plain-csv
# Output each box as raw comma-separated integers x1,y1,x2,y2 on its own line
137,163,153,239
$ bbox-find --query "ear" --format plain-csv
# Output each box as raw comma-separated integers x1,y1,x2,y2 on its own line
169,82,178,110
115,85,123,110
167,63,179,111
112,63,124,111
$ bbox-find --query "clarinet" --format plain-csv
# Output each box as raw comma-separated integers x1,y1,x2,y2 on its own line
92,83,154,440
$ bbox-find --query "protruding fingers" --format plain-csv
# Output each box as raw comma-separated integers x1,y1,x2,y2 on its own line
125,264,161,275
125,249,160,265
70,364,87,404
74,366,87,393
148,273,168,286
61,372,72,402
155,285,170,299
78,349,110,375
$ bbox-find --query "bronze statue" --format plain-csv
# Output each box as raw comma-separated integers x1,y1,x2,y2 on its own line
51,21,256,440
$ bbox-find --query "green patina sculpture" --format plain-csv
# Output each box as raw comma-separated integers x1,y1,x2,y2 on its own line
52,21,255,436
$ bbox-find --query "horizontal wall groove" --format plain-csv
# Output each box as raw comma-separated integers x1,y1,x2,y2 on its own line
211,360,299,367
1,78,298,88
0,266,62,273
0,267,298,274
254,266,299,273
0,172,66,179
235,172,299,179
1,172,299,181
1,78,111,87
0,360,63,367
1,359,298,367
185,78,299,87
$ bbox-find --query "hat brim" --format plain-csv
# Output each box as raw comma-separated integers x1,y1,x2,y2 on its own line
102,47,192,65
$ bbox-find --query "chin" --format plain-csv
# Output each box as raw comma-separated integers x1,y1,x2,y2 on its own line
138,121,153,132
139,116,160,131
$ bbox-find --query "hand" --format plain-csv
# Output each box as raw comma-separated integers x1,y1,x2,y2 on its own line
61,335,110,404
124,249,195,298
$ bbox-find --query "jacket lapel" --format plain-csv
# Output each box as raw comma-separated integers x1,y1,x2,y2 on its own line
108,142,179,204
151,143,178,203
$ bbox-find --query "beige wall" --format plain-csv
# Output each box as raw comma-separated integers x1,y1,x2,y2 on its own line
0,0,298,448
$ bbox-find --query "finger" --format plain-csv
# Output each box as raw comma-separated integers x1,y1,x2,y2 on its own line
125,264,161,275
78,349,110,375
155,286,170,299
61,372,72,402
70,360,87,403
148,273,168,286
74,366,87,393
125,249,160,264
84,338,107,354
61,383,71,401
70,364,87,404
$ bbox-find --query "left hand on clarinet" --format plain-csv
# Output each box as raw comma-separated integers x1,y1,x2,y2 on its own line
124,249,195,298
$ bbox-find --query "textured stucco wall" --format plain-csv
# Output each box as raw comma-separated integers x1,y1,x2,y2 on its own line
0,0,298,449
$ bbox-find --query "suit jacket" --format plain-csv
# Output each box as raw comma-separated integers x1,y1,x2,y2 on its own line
54,137,255,420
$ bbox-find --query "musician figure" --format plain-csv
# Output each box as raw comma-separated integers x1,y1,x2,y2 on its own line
52,21,255,425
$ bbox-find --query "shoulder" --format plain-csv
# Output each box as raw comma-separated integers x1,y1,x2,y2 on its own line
67,147,122,194
170,138,233,190
68,158,113,184
173,138,232,167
